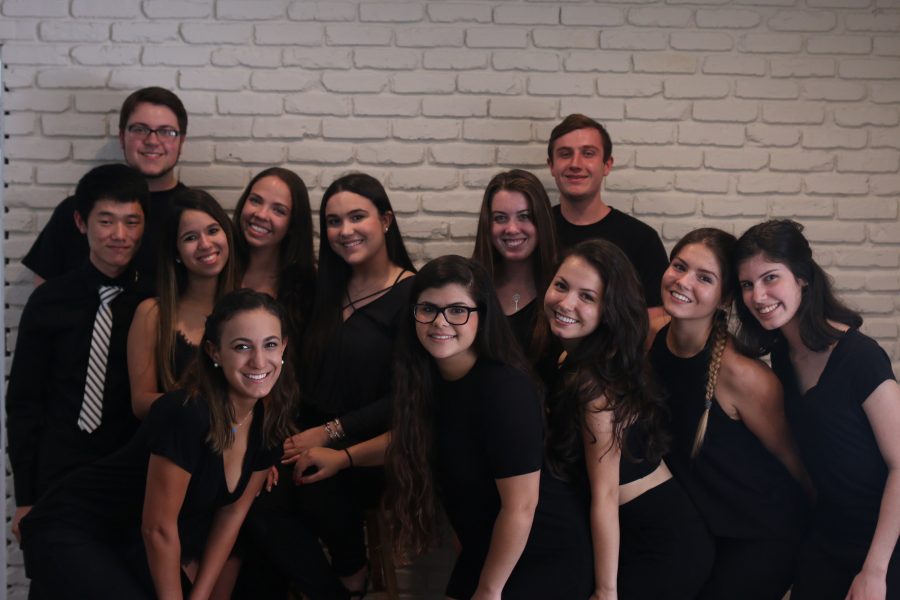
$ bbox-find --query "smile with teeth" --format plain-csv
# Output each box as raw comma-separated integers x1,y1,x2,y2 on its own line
502,238,527,248
341,238,363,248
670,291,691,303
248,222,271,235
197,252,219,265
757,303,781,315
243,372,270,382
429,333,456,341
554,311,577,325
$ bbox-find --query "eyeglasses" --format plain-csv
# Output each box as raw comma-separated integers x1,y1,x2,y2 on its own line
125,124,181,140
413,303,479,325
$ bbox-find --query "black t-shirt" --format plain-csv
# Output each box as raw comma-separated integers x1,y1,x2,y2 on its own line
771,329,895,550
553,205,667,307
23,183,186,289
21,391,279,556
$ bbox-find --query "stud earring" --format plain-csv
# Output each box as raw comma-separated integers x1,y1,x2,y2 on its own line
281,359,285,365
175,257,182,264
213,362,219,368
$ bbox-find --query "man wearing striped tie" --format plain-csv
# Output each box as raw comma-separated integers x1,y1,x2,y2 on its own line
7,164,151,545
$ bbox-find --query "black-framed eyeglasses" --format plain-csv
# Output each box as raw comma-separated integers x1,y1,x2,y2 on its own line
413,303,479,325
125,124,181,140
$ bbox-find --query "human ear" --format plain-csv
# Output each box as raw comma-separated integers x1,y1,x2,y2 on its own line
380,210,393,233
74,211,88,235
204,340,221,366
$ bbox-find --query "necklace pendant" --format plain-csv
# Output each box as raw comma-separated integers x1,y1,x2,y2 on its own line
512,292,521,311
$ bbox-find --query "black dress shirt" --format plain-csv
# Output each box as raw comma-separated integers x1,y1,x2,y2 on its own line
22,182,186,289
6,261,149,506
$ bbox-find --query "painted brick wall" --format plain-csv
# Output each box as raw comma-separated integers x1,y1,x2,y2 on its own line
2,0,899,596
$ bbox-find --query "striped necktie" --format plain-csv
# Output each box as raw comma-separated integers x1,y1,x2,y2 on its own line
78,285,124,433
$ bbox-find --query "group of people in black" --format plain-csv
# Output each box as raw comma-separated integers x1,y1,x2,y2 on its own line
6,88,898,600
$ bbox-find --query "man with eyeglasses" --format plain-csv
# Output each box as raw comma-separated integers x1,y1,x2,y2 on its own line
23,87,189,290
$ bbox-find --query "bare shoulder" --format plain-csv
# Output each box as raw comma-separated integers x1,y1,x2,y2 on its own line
718,338,782,410
648,313,671,344
135,297,161,319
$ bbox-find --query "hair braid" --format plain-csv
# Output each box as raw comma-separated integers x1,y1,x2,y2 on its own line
691,309,729,458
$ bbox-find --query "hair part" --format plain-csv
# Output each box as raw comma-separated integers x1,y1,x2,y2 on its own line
74,163,150,222
156,188,237,391
184,289,296,453
472,169,558,362
119,86,188,134
733,219,862,355
386,255,530,556
547,113,613,163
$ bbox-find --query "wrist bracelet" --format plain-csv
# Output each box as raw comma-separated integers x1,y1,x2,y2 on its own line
324,419,345,441
343,447,354,469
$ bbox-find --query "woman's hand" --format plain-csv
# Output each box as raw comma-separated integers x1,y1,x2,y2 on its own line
260,466,278,494
845,568,886,600
11,505,32,544
282,425,330,459
290,447,350,484
590,588,618,600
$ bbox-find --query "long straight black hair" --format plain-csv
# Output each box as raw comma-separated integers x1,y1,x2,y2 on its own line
301,173,415,394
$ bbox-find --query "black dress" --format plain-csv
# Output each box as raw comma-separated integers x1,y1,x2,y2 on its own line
771,329,899,599
649,325,807,599
433,359,593,600
173,330,198,380
20,391,279,599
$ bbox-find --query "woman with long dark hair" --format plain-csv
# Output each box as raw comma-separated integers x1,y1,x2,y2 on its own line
543,240,714,599
649,228,811,599
128,189,237,418
735,219,899,600
251,173,415,597
20,290,294,600
232,167,316,341
472,169,557,361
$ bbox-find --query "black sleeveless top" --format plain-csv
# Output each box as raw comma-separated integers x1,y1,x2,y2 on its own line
173,330,197,382
649,325,807,540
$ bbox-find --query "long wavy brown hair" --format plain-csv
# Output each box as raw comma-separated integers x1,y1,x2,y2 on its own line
385,255,530,557
545,241,668,482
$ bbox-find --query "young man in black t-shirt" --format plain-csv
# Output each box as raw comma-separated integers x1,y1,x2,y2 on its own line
547,114,668,317
23,87,189,288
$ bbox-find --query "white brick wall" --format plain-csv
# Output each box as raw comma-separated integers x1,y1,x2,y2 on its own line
3,0,900,595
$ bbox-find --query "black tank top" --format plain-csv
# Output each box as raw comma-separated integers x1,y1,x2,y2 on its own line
649,325,807,540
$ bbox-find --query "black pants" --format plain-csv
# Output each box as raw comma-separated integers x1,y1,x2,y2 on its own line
698,536,799,600
237,463,382,600
24,528,154,600
791,537,899,600
618,478,716,600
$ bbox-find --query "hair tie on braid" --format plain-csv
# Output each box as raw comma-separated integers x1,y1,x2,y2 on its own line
691,309,729,458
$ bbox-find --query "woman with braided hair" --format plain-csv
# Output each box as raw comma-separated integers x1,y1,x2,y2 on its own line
648,228,812,599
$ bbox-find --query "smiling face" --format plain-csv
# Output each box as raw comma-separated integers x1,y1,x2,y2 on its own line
240,175,292,251
662,243,726,323
208,307,286,405
548,127,613,205
490,189,538,264
737,254,806,331
177,209,229,279
415,283,480,380
544,255,604,347
324,191,392,267
75,199,145,279
119,102,183,191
